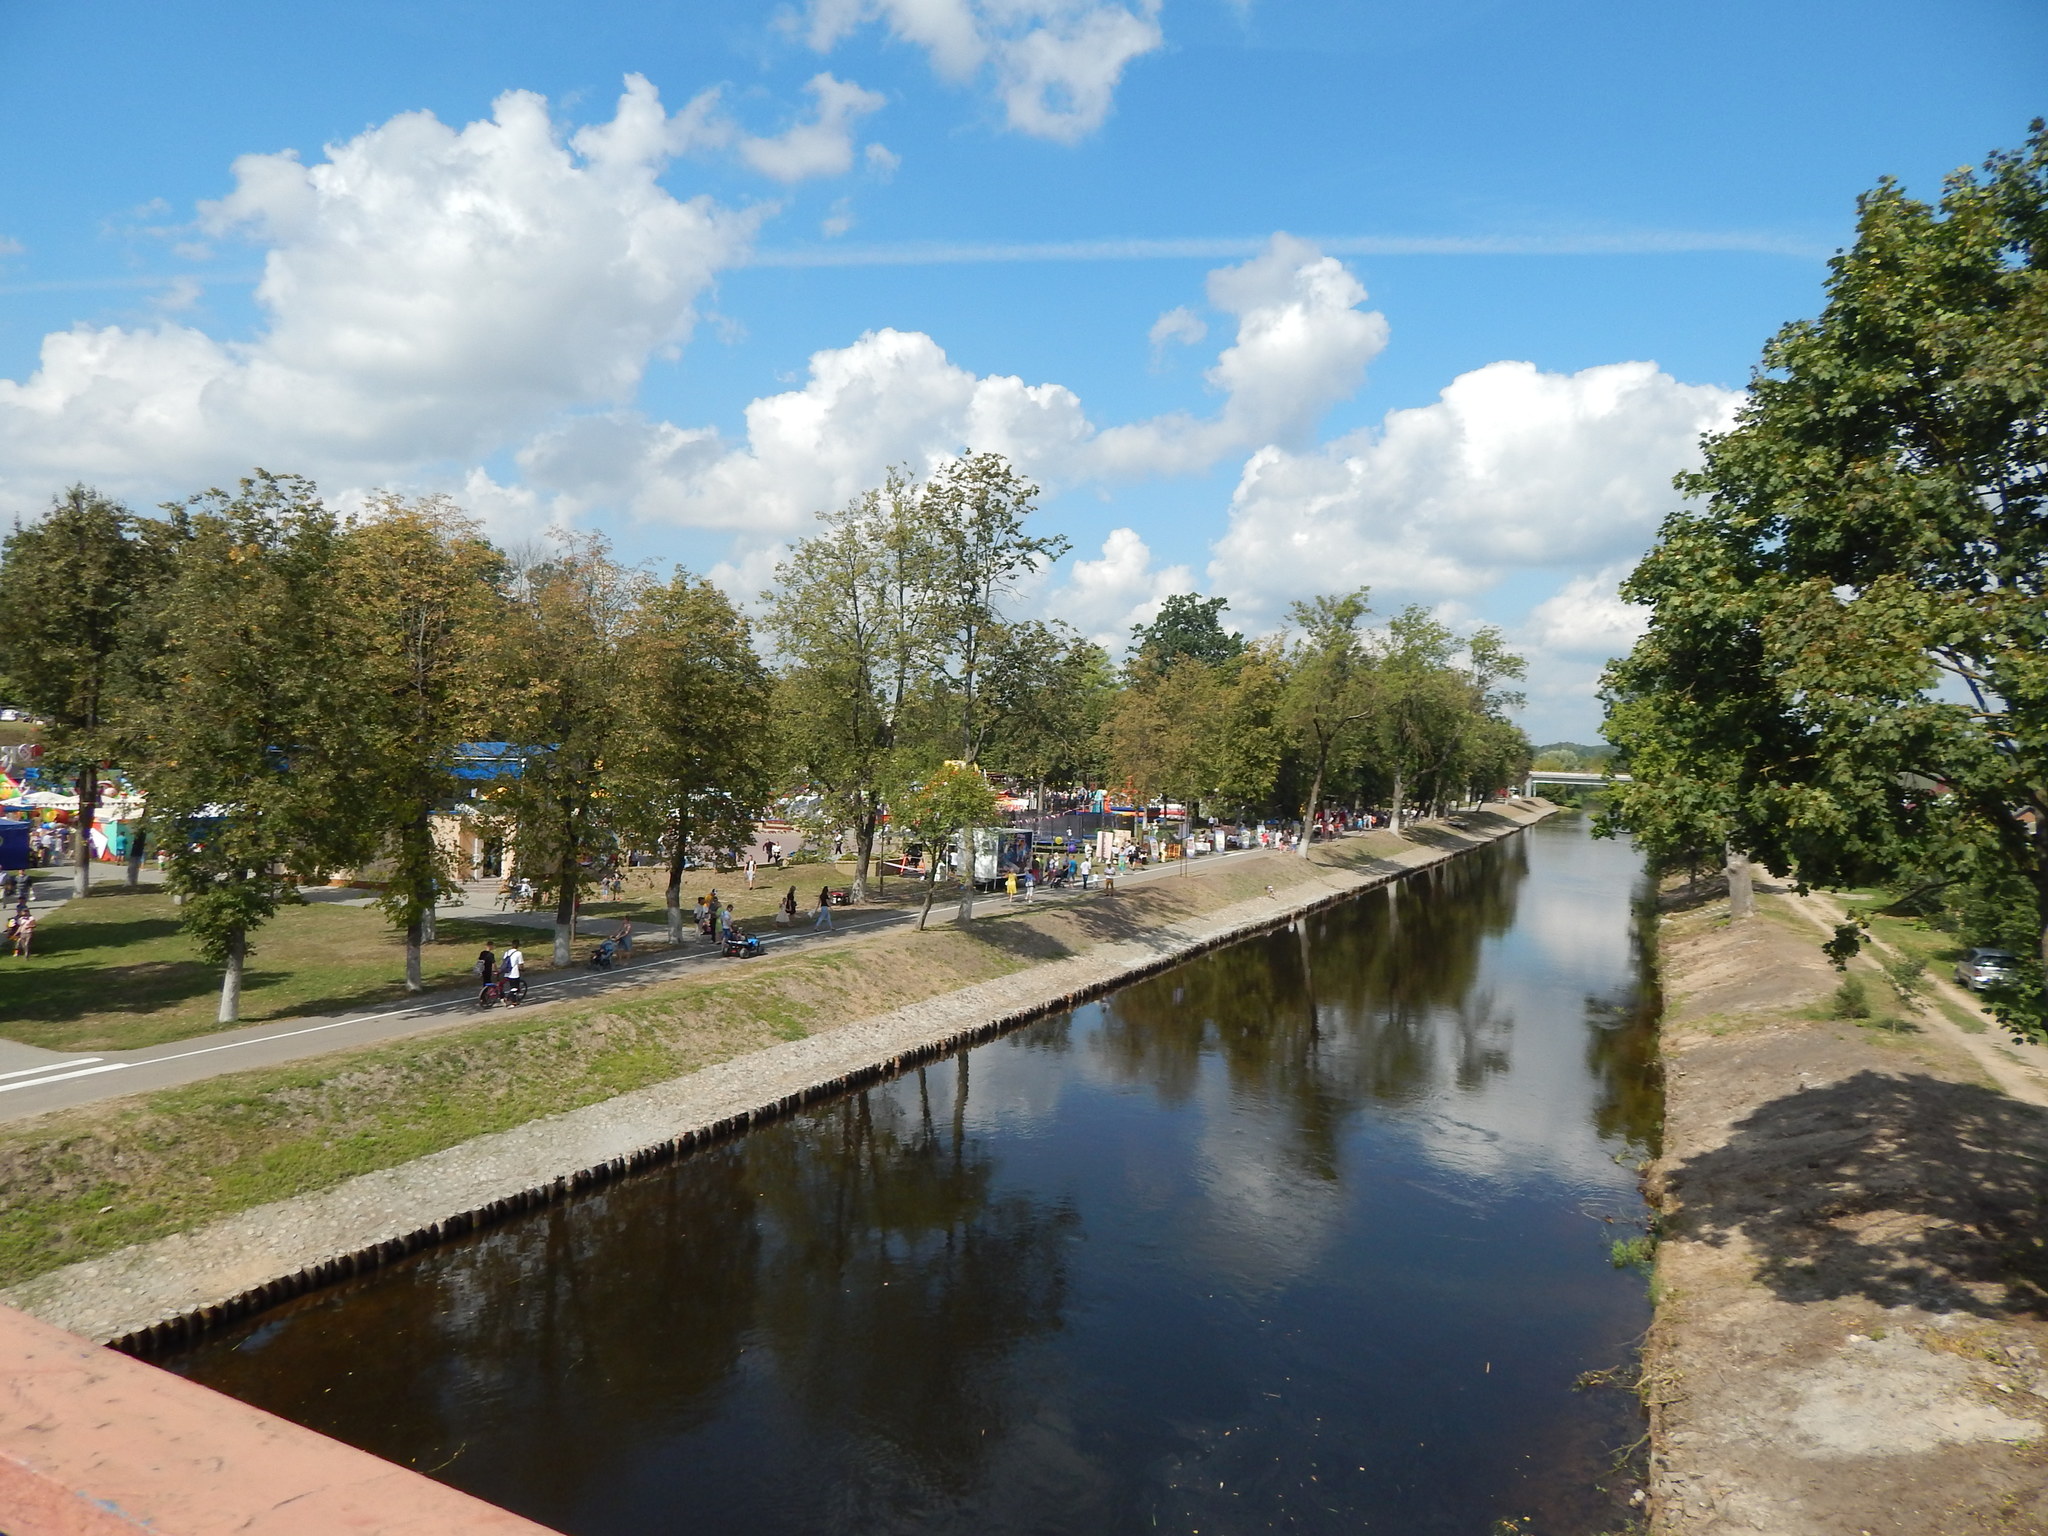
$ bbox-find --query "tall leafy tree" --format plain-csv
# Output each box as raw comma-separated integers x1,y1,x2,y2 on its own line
1602,124,2048,1032
1374,608,1463,831
769,474,943,900
619,569,774,943
924,453,1069,763
895,761,1002,930
133,473,371,1022
1279,590,1376,857
1103,647,1281,852
980,620,1115,811
0,486,167,897
1128,593,1246,672
341,496,505,990
491,534,642,966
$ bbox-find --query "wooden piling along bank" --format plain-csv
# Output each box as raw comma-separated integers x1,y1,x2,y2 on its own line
6,804,1556,1355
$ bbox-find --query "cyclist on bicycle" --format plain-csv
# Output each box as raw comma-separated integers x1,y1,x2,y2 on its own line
501,943,527,1004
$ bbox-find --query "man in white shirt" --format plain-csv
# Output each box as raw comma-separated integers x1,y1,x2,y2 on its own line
501,944,526,1003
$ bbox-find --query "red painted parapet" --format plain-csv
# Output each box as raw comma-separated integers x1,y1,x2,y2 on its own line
0,1303,559,1536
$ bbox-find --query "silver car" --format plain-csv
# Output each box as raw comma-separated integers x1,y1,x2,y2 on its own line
1955,947,2017,992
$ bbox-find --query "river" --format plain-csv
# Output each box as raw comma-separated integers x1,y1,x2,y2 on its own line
163,813,1659,1534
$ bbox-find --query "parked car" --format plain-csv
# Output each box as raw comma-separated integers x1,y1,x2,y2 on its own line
1954,947,2018,992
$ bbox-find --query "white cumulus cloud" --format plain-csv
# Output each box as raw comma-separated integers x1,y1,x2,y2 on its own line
1207,359,1741,626
1526,565,1650,657
0,76,761,506
1037,527,1195,650
737,73,888,182
1091,234,1388,475
1147,304,1207,355
531,236,1385,534
799,0,1162,142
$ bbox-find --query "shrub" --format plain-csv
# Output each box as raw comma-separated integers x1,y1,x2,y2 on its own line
1829,974,1871,1019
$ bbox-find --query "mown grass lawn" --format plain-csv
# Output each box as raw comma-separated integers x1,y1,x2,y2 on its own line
1834,888,1970,974
3,887,520,1052
0,856,1040,1057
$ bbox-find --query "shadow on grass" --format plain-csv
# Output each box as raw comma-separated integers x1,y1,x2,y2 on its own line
32,913,187,954
5,896,537,1043
950,912,1079,964
1667,1069,2048,1318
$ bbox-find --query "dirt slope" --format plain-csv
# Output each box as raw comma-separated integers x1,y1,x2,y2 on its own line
1649,890,2048,1535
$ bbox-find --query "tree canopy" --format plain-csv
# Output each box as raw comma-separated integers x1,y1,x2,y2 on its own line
1,450,1534,1008
1602,122,2048,1034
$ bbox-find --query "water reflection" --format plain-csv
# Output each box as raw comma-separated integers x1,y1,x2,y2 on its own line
166,815,1658,1535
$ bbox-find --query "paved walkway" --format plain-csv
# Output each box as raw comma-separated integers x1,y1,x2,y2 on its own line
0,840,1309,1123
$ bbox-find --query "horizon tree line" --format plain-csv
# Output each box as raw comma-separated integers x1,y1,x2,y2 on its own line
0,455,1533,1022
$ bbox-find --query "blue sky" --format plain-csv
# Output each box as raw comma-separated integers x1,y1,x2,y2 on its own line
1,0,2040,737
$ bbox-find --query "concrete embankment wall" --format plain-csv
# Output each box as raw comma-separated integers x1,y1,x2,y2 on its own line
7,803,1555,1353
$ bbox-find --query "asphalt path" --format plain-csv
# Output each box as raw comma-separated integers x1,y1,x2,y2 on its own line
0,845,1290,1123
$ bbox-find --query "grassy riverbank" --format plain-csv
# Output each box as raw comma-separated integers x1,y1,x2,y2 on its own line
9,860,949,1053
1645,879,2048,1534
0,834,1424,1289
6,888,514,1051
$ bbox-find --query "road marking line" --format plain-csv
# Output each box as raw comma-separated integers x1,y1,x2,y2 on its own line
0,1057,102,1081
0,1062,130,1093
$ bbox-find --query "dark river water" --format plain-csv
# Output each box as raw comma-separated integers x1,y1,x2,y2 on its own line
164,814,1659,1535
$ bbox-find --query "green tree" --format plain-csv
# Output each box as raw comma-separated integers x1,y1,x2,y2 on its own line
769,474,944,901
894,761,1001,930
923,453,1069,763
1279,590,1376,857
980,620,1115,813
341,496,505,990
1100,659,1203,838
1128,592,1245,672
133,473,372,1022
0,486,168,897
491,534,642,966
1603,124,2048,1031
1374,608,1462,831
619,570,774,943
1101,646,1279,857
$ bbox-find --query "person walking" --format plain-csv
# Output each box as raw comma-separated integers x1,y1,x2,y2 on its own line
475,942,497,984
11,908,32,958
814,885,834,930
1080,855,1092,891
745,856,757,890
500,942,526,1003
615,919,633,960
779,884,798,927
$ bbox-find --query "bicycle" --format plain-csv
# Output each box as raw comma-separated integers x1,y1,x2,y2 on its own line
476,975,528,1008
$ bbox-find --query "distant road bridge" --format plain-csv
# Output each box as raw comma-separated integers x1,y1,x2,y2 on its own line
1521,769,1631,797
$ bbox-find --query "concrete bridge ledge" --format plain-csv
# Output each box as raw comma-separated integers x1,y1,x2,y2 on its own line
0,1303,558,1535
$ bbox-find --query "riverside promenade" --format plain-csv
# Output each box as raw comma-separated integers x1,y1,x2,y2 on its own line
0,835,1283,1122
6,802,1554,1351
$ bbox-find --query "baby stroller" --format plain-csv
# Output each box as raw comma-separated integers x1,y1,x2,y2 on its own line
722,931,762,958
588,938,617,970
